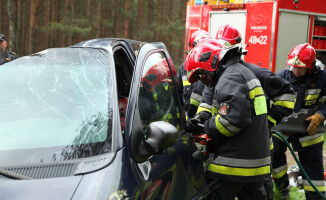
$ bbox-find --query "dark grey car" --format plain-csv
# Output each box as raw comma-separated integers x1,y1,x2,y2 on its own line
0,38,210,199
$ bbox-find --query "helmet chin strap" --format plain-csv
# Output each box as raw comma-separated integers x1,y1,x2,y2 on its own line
211,63,225,86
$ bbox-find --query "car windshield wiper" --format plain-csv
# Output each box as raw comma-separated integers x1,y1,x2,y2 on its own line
0,169,32,180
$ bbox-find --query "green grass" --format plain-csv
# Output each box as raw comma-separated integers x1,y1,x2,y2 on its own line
274,186,306,200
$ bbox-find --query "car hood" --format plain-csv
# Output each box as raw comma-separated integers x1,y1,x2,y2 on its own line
0,148,132,200
0,175,82,200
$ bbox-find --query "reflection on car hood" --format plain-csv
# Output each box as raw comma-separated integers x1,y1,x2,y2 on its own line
0,175,82,200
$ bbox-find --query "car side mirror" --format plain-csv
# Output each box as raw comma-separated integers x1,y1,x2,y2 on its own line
144,121,178,155
132,120,178,163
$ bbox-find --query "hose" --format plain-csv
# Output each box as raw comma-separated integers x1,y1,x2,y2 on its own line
273,131,326,199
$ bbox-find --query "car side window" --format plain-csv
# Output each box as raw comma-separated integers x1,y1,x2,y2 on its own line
138,52,182,132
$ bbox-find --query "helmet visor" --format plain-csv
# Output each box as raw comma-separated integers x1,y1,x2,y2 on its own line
186,69,200,83
187,69,214,86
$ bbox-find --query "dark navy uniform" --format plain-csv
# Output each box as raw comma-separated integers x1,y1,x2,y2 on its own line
204,58,271,199
178,62,205,119
0,50,17,65
272,65,326,200
0,34,17,65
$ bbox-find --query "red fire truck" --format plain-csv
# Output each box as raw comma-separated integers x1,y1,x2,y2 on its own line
185,0,326,73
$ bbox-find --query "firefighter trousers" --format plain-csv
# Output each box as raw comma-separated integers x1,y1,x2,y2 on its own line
206,171,267,200
272,136,325,200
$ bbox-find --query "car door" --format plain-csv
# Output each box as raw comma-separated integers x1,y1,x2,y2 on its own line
125,42,207,199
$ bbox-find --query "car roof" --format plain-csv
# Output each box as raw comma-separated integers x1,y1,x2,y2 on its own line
70,38,146,54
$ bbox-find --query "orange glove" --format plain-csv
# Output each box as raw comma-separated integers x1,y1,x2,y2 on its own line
305,113,324,136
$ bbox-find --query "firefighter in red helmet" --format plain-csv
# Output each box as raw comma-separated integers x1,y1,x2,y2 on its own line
195,24,294,200
189,29,211,51
185,40,271,199
140,59,181,129
273,43,326,200
215,24,242,45
177,29,211,121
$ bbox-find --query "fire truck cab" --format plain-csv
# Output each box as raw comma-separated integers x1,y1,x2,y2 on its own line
185,0,326,73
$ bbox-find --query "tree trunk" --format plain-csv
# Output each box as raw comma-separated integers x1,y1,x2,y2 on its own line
147,0,153,41
23,0,27,55
86,0,91,18
96,2,101,38
123,0,130,38
6,0,16,52
17,0,23,55
137,0,144,35
28,0,35,54
43,0,50,49
156,0,164,41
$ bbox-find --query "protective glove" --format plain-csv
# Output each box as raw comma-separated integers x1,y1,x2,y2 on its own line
185,116,205,134
305,113,324,136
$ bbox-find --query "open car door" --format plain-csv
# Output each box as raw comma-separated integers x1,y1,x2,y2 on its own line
125,42,208,199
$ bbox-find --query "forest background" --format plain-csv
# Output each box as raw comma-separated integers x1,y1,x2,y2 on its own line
0,0,188,67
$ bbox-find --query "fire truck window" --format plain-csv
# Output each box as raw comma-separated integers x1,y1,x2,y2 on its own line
138,52,182,132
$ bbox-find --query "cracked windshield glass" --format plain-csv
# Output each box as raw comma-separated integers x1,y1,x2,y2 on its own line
0,48,113,166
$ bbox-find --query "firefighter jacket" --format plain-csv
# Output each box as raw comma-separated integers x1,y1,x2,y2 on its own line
0,50,17,65
197,61,295,134
277,66,326,150
178,62,205,119
241,61,295,127
204,58,271,183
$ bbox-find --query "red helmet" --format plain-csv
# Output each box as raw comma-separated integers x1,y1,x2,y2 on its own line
189,29,211,48
215,24,242,45
287,43,316,73
185,42,224,83
141,59,173,91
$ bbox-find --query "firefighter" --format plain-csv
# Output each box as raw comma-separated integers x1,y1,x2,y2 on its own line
272,43,326,200
185,40,271,199
0,34,17,65
141,59,181,130
178,29,211,120
209,24,295,200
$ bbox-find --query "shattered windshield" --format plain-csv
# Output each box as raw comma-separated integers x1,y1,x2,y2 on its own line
0,48,113,166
